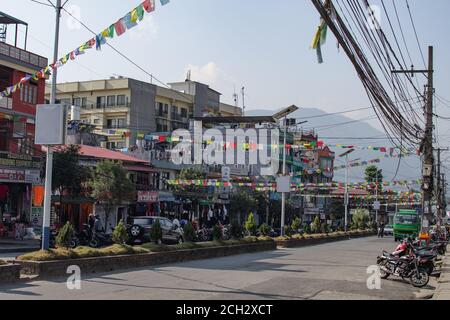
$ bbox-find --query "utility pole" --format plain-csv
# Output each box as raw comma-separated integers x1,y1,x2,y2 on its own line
435,148,448,225
339,149,355,232
281,116,287,236
392,46,434,231
42,0,63,250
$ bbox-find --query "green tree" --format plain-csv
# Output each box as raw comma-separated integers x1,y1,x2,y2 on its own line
112,220,129,244
291,217,302,233
89,160,135,230
183,222,196,243
259,223,270,236
52,145,89,222
229,189,257,224
244,212,257,236
56,222,75,249
352,208,370,230
365,165,383,194
311,216,321,234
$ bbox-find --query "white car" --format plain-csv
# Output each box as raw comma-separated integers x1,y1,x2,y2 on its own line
384,225,394,236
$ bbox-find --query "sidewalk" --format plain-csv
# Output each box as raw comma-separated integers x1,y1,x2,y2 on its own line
433,247,450,300
0,239,40,254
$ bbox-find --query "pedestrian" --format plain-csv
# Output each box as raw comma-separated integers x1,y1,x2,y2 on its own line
88,214,95,232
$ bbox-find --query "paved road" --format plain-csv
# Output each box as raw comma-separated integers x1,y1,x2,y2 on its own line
0,236,437,300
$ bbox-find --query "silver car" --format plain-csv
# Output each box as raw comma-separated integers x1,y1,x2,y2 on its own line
127,216,184,244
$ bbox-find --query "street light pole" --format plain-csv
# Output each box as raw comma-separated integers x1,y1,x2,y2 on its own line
345,154,349,232
375,172,379,223
42,0,62,250
281,116,287,237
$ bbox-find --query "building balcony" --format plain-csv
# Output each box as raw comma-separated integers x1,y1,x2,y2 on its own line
0,41,48,71
82,103,130,112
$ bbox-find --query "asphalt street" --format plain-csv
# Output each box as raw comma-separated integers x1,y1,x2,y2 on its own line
0,236,438,300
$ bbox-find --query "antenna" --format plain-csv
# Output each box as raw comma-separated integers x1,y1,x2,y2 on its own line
241,86,245,116
233,86,239,108
186,69,191,81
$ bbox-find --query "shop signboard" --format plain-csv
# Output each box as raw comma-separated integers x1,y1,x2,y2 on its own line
0,168,25,182
25,170,41,184
0,153,41,169
31,207,43,235
159,191,175,202
137,191,158,203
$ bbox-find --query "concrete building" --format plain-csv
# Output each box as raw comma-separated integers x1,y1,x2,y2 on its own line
46,78,241,150
0,12,47,234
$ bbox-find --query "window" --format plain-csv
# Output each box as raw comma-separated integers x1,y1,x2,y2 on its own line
96,96,106,108
73,98,81,107
117,118,126,128
180,108,187,118
117,95,126,106
107,95,116,107
81,97,87,108
93,119,100,124
60,98,71,106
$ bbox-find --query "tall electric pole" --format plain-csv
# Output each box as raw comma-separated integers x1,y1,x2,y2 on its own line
392,46,434,231
42,0,63,250
435,148,448,224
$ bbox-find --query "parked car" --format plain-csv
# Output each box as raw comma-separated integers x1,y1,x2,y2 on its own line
127,216,184,245
384,224,394,236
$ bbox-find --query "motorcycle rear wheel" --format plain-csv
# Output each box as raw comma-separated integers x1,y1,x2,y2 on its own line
379,267,390,279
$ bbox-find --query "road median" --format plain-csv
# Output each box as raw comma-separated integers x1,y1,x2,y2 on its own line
11,239,276,279
275,230,377,248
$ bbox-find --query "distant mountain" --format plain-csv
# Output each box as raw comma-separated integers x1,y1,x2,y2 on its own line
246,108,422,186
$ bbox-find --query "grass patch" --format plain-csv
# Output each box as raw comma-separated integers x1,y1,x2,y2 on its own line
17,238,275,262
0,259,7,266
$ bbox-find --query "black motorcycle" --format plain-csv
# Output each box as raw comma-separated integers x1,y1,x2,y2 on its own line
89,231,113,248
377,245,429,288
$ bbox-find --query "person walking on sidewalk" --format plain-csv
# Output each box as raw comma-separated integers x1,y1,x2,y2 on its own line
378,221,385,238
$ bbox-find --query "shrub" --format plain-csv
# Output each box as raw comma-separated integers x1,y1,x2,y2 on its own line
56,222,75,249
112,220,129,244
352,208,370,230
284,225,292,237
311,217,321,234
183,222,196,242
230,221,243,239
150,220,163,244
244,213,257,236
257,235,273,241
291,218,302,233
212,224,223,241
303,224,311,234
259,223,270,236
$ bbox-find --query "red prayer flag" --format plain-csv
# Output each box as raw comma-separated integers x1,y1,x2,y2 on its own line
142,0,155,13
114,19,126,36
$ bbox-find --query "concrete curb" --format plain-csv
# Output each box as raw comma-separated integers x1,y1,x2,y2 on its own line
0,247,40,254
0,264,21,283
433,246,450,300
275,232,376,248
12,241,277,280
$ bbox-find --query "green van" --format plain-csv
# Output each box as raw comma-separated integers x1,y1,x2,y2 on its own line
393,209,421,242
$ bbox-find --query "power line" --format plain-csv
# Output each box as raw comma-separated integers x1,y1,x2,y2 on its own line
59,6,195,106
405,0,427,68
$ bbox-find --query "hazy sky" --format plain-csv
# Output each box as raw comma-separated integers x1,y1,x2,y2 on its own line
3,0,450,177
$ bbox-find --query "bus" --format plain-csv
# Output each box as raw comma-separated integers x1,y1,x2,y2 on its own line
393,209,421,242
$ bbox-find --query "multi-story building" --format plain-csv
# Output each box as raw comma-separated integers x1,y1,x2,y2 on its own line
0,13,48,231
46,78,241,150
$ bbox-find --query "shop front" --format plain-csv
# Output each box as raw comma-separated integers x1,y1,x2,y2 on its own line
136,191,178,218
0,153,41,238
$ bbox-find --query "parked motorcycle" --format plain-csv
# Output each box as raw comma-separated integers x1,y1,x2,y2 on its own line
196,227,212,242
46,229,78,249
89,232,113,248
377,240,430,288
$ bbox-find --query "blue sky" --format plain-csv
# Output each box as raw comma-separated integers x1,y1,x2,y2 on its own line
3,0,450,137
3,0,450,180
